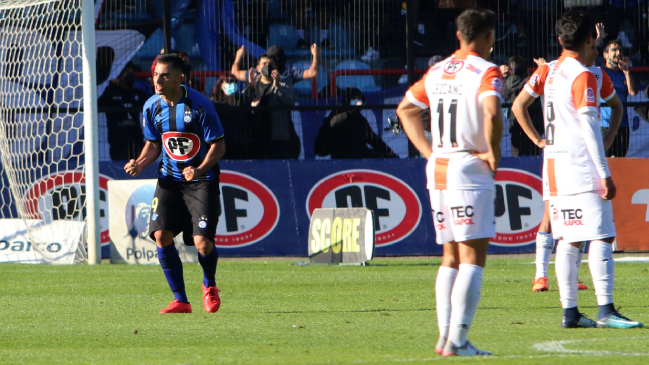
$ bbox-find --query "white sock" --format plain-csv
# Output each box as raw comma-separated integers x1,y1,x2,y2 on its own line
435,266,458,338
535,232,554,279
555,240,580,308
448,264,483,347
297,29,305,40
320,29,329,41
588,240,614,305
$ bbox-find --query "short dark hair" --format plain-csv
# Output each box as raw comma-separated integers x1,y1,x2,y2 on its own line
267,45,286,68
155,53,184,73
556,10,593,51
456,7,496,42
508,55,527,77
258,53,276,65
604,39,620,53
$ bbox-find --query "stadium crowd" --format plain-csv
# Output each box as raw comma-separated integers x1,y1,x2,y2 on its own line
97,0,649,162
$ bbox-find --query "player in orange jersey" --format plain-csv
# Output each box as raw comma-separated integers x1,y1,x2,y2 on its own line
397,7,503,356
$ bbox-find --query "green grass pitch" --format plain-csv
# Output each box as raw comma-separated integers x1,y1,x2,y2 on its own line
0,256,648,364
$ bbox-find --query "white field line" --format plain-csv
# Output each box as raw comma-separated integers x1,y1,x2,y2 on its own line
533,337,649,356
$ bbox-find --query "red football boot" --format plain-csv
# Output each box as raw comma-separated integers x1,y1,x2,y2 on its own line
577,281,589,290
203,284,221,313
159,299,192,314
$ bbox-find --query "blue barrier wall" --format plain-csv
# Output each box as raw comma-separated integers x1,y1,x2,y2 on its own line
98,157,544,258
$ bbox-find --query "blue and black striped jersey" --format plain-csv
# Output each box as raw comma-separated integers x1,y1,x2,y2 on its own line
142,86,225,181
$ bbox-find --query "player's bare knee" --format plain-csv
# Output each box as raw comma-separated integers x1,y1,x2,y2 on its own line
153,230,174,247
194,236,214,255
441,242,460,269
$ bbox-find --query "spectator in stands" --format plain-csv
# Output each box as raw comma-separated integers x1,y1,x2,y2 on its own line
178,51,204,93
246,54,301,159
503,56,543,156
601,39,638,157
210,72,251,160
428,55,445,67
315,88,398,159
98,62,149,161
231,44,321,92
500,64,511,79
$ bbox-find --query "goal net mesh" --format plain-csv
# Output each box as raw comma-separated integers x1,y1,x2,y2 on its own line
0,0,89,264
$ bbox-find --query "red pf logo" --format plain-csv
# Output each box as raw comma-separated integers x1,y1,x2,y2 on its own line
493,169,544,247
306,170,421,247
444,60,464,75
23,172,112,245
215,171,280,248
162,132,200,161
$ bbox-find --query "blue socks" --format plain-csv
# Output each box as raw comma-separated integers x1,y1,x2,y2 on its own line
563,306,580,323
598,303,616,320
198,245,219,288
157,245,188,304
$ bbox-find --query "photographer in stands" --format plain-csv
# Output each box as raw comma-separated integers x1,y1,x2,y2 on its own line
98,62,149,161
247,54,301,159
315,88,397,159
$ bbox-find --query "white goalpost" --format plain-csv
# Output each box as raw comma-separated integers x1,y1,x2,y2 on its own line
0,0,100,264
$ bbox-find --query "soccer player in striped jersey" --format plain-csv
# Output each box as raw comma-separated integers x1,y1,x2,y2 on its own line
511,10,641,329
124,53,226,314
397,8,503,356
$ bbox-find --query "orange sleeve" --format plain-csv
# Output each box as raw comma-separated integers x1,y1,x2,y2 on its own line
524,64,549,97
572,71,599,113
599,70,616,101
405,69,431,108
478,66,504,98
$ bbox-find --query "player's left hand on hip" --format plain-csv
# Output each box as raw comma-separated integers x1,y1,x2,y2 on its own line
601,177,616,200
470,150,499,175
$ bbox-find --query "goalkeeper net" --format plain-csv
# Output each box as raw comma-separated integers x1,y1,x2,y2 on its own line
0,0,94,264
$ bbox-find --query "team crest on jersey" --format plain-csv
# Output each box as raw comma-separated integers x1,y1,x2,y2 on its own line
492,78,503,91
183,110,192,123
443,60,464,75
198,216,208,229
162,132,200,161
586,88,595,103
530,74,539,86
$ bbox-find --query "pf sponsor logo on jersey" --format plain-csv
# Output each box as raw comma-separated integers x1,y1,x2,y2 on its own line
215,171,279,248
561,208,584,226
586,88,595,103
443,60,464,75
306,170,421,247
23,171,112,245
183,110,192,123
492,169,544,247
162,132,200,161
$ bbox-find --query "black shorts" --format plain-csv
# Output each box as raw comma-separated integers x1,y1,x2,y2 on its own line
148,179,220,246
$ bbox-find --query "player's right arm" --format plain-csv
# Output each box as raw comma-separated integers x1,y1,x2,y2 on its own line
125,103,163,177
512,64,550,148
573,71,615,200
474,67,504,173
397,74,432,159
125,141,162,177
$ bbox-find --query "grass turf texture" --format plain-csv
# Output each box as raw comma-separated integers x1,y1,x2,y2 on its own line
0,256,648,364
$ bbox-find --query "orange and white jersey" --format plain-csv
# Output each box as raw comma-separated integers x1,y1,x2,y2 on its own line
588,65,616,122
524,54,609,196
406,50,503,190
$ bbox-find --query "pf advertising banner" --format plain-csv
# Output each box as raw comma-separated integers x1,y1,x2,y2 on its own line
101,157,544,259
608,158,649,251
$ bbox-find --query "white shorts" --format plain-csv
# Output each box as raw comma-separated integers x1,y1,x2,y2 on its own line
549,191,616,243
429,189,496,244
